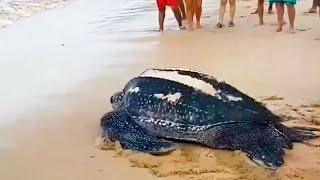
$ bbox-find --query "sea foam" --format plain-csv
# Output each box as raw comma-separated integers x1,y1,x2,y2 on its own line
0,0,70,28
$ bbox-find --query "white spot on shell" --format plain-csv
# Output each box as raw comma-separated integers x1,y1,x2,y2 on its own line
213,90,242,101
213,90,223,99
154,92,182,103
140,69,216,95
128,87,140,93
166,93,181,103
226,95,243,102
216,94,222,99
154,93,165,98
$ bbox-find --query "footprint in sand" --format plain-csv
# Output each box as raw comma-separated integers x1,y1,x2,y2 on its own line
315,38,320,41
300,103,320,108
270,21,287,26
261,95,284,101
296,28,312,32
239,15,246,18
302,11,318,16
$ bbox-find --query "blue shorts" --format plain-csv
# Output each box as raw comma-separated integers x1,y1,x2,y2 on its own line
269,0,297,5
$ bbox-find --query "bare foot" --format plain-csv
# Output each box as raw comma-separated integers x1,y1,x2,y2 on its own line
188,25,194,31
196,22,203,29
289,27,295,34
259,20,264,25
276,25,282,32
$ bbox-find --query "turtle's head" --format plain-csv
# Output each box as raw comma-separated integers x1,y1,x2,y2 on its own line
110,91,124,109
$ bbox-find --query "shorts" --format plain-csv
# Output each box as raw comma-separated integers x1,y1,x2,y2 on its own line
268,0,297,5
316,0,320,7
156,0,179,9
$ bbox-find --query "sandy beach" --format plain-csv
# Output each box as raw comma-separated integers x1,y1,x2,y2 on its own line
1,0,320,179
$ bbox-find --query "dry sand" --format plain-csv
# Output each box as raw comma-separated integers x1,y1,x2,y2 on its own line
1,0,320,180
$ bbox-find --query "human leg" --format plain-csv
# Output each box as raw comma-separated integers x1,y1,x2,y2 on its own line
156,0,167,31
178,0,187,20
286,3,296,33
195,0,203,28
171,6,185,28
217,0,228,28
185,0,195,30
268,2,274,14
275,3,284,32
257,0,264,25
229,0,236,26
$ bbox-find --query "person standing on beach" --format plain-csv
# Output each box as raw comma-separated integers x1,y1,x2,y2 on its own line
178,0,187,20
184,0,203,31
156,0,186,31
251,1,273,25
269,0,296,33
217,0,236,28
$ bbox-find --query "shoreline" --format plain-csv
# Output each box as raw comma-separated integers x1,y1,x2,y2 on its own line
0,0,73,29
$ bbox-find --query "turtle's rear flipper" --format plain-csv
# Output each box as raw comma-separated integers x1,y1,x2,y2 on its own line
198,122,291,168
274,122,320,143
100,110,177,155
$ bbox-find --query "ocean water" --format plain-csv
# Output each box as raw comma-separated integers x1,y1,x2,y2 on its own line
0,0,218,124
0,0,70,28
0,0,158,124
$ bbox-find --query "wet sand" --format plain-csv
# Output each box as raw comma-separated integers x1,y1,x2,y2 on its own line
1,0,320,180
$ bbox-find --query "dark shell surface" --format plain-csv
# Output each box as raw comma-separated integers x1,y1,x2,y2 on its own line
121,69,278,127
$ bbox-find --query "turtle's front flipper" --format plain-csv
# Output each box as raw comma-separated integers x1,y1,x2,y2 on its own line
198,122,291,168
100,110,177,155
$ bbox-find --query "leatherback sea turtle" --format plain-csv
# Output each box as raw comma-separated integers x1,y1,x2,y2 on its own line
99,68,319,168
